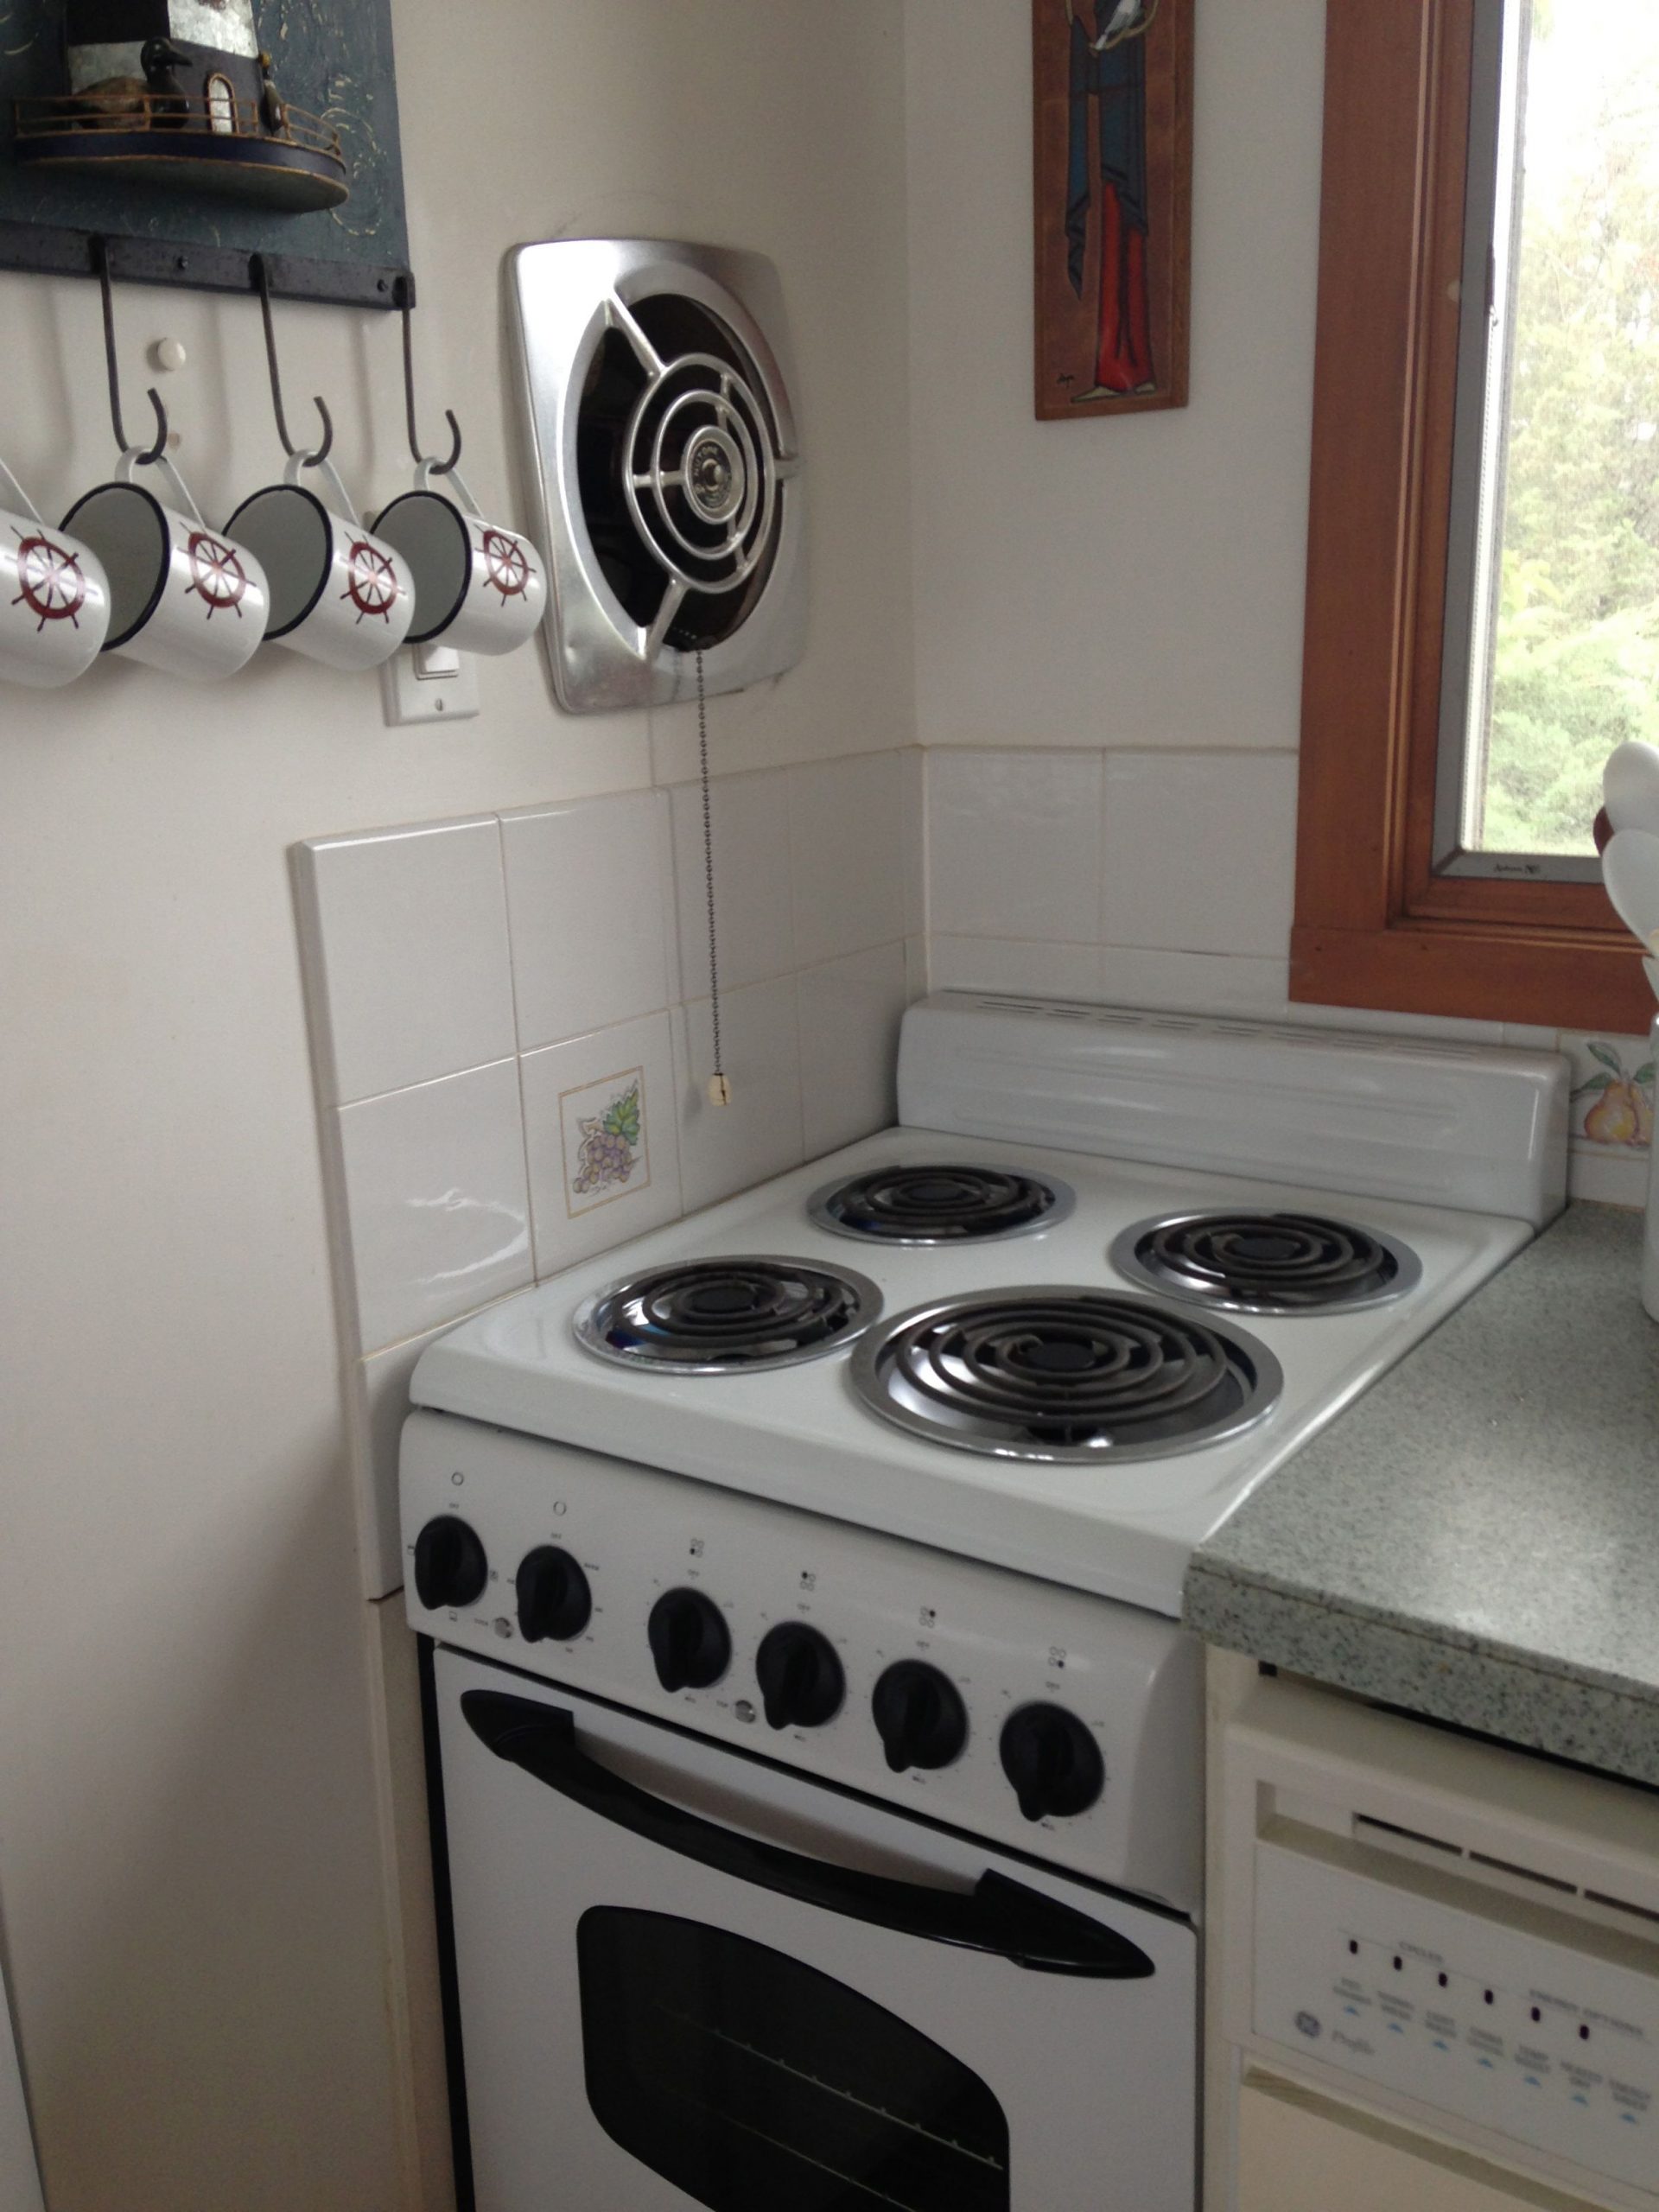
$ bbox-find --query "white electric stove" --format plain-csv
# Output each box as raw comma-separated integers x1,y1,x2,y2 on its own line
404,994,1568,2212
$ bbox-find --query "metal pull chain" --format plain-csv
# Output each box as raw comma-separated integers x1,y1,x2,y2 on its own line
696,649,732,1106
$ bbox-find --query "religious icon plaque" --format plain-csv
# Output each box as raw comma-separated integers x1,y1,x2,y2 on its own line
1033,0,1192,419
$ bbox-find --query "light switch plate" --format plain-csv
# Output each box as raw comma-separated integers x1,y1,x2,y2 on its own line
380,641,480,725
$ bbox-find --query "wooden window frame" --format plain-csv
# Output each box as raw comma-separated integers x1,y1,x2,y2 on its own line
1290,0,1650,1034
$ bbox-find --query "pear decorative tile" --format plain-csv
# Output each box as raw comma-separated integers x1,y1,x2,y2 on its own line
1562,1032,1655,1152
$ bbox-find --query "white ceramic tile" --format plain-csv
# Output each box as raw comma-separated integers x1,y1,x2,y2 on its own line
501,790,672,1051
1099,752,1297,957
346,1319,457,1599
521,1012,683,1275
1281,1000,1505,1045
901,747,926,938
1503,1023,1560,1051
1096,945,1291,1015
671,976,804,1213
335,1059,531,1353
789,753,907,966
1567,1144,1649,1209
905,935,930,1003
928,934,1101,999
293,818,515,1105
798,944,908,1156
926,750,1103,941
670,768,795,999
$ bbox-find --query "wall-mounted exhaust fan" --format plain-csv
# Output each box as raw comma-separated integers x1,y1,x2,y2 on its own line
509,238,806,713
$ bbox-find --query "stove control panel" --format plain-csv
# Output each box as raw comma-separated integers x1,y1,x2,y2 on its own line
401,1409,1203,1910
1254,1834,1659,2195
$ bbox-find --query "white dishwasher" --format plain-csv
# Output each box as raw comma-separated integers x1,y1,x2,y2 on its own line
1207,1668,1659,2212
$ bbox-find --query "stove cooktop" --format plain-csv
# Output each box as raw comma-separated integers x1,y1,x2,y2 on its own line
410,1127,1531,1618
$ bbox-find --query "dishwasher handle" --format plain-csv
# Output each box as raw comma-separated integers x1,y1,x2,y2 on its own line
461,1688,1154,1980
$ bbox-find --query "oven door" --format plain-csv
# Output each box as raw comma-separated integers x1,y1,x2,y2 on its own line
435,1647,1197,2212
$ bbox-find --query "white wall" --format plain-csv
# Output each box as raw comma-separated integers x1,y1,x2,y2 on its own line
906,0,1326,758
0,5,912,2207
902,0,1653,1208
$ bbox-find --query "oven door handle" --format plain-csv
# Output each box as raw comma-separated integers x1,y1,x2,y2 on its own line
461,1689,1155,1979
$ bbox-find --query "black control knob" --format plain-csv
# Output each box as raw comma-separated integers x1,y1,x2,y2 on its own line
999,1703,1106,1822
515,1547,593,1643
412,1516,488,1611
754,1623,845,1731
871,1661,969,1773
647,1588,732,1693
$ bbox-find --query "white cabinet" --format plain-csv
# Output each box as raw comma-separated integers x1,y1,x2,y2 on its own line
1204,1653,1659,2212
1238,2074,1617,2212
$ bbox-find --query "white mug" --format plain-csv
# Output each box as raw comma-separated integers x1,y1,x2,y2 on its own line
228,453,415,671
0,456,112,687
372,462,546,656
63,449,269,682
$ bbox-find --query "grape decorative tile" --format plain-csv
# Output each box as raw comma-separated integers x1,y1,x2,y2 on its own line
562,1066,650,1215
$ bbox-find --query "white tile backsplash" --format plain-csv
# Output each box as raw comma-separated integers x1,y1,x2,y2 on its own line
670,767,796,999
672,976,804,1213
930,934,1102,998
926,750,1103,942
1566,1144,1649,1207
294,818,516,1105
521,1012,683,1274
790,753,907,966
292,753,925,1592
798,943,908,1155
502,791,672,1050
334,1058,532,1354
1096,945,1291,1014
1099,751,1297,957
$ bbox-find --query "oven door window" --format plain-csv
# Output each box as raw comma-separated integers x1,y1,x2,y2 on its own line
578,1906,1011,2211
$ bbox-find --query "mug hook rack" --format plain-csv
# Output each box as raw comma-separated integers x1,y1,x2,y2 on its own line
252,253,334,465
395,272,461,476
94,236,167,465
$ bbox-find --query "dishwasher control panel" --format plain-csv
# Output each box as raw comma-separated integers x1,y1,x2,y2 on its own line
1254,1832,1659,2194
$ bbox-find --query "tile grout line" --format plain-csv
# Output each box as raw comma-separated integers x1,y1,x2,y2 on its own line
493,813,543,1284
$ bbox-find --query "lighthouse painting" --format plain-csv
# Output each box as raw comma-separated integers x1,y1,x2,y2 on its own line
0,0,405,298
1031,0,1193,420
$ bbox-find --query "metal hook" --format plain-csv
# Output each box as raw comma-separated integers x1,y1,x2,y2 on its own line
396,274,461,475
252,254,334,465
93,238,168,465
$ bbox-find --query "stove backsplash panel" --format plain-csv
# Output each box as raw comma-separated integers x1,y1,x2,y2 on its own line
293,753,921,1599
923,745,1649,1211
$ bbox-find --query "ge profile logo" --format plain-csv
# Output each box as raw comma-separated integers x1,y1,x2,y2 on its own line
1294,2012,1324,2040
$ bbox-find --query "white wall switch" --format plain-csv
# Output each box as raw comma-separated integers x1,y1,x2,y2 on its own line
380,641,480,726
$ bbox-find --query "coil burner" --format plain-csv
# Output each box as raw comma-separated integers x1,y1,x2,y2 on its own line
808,1164,1076,1245
1109,1211,1421,1316
575,1255,881,1375
849,1287,1281,1463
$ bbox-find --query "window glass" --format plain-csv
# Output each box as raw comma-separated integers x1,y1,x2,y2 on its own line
1443,0,1659,868
577,1908,1011,2211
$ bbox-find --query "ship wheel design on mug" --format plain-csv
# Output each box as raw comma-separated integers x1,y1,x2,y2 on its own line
343,539,403,624
186,531,250,619
10,527,90,629
480,527,531,603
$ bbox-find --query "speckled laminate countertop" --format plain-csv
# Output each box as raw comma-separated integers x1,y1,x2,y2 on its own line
1184,1201,1659,1785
